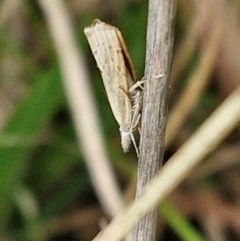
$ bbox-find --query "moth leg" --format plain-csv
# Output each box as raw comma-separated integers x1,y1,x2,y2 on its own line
129,73,166,92
131,111,141,130
138,126,141,135
129,108,141,158
130,130,139,158
129,79,146,91
130,90,142,127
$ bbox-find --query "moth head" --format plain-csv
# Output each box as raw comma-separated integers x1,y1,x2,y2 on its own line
119,128,131,153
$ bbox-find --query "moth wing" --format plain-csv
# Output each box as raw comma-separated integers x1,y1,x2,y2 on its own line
84,19,132,127
115,28,136,87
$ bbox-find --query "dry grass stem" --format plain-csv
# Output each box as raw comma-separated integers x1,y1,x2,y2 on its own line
92,86,240,241
133,1,177,240
39,0,124,217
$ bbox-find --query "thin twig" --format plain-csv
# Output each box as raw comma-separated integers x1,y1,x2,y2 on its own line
38,0,124,217
133,1,177,241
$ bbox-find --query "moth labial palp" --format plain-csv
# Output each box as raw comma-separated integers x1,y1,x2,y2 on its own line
84,19,143,157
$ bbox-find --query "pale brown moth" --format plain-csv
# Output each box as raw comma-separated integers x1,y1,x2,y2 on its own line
84,19,142,156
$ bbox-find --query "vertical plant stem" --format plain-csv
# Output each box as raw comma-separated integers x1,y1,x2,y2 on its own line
133,1,177,241
39,0,124,218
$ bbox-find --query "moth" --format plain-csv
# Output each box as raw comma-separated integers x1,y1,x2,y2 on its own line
84,19,143,156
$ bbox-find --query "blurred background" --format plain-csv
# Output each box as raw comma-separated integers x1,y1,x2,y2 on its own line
0,0,240,240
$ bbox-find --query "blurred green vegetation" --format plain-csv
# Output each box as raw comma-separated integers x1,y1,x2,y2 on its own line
0,2,147,240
